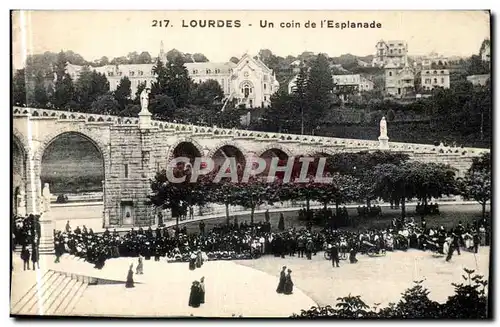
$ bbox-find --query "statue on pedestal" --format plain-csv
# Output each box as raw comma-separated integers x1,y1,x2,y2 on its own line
140,88,151,113
42,183,51,213
379,116,388,138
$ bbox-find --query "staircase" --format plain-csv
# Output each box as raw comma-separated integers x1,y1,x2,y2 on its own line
11,270,89,316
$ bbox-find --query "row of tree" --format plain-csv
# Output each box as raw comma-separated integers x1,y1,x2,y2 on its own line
148,151,491,229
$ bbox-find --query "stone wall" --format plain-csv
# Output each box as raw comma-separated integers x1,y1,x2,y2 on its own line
13,107,490,227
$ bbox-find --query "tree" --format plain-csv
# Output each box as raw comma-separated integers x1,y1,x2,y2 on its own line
166,49,184,63
53,73,75,109
12,69,26,106
74,68,110,109
134,81,147,103
190,79,224,107
99,56,109,65
304,54,334,134
460,153,491,220
110,56,129,65
32,72,49,107
192,53,209,62
127,51,139,64
460,170,491,221
292,67,308,134
91,93,120,115
150,94,177,119
137,51,152,64
164,56,192,108
114,76,132,109
119,103,141,117
231,178,280,224
229,56,240,64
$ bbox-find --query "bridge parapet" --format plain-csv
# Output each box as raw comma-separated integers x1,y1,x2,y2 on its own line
13,107,490,157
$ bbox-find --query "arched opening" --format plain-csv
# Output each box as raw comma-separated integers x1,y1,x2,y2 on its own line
12,138,26,217
41,132,104,205
212,145,246,175
171,142,202,168
259,148,289,176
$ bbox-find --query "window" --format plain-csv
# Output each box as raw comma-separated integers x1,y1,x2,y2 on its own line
441,78,445,84
193,69,198,74
206,69,211,74
129,71,135,76
215,69,220,74
434,78,438,83
390,49,393,54
440,71,444,74
264,83,266,90
264,96,267,101
124,164,129,178
108,72,114,76
433,71,437,74
156,162,160,172
138,71,144,76
398,49,401,54
389,72,392,76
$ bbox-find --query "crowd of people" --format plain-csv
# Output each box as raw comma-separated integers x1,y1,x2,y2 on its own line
47,210,489,275
12,214,41,271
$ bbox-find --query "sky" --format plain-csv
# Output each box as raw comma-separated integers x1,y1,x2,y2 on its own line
12,10,490,68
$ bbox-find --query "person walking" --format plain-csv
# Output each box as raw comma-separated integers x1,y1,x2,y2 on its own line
188,281,202,308
276,266,286,294
284,269,294,295
199,277,205,304
136,256,144,275
331,243,340,268
126,264,135,288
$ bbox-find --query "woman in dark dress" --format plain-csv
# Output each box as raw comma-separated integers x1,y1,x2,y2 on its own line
188,281,201,308
276,266,286,294
189,252,196,270
126,264,135,288
199,277,205,304
284,269,294,295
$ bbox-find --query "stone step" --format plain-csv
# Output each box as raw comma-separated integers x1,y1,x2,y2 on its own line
53,280,84,315
26,273,66,315
45,278,79,315
37,275,73,315
11,270,55,314
61,281,88,315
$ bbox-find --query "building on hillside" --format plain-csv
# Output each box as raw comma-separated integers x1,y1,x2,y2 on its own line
65,47,279,109
480,39,490,62
421,69,450,91
357,59,371,67
420,52,450,69
467,74,490,86
332,74,374,102
384,62,415,98
372,40,408,68
288,75,298,94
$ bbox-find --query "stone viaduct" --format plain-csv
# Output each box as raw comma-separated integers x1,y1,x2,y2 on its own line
12,106,489,228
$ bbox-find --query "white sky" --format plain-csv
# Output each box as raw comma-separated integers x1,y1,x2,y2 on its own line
12,10,490,68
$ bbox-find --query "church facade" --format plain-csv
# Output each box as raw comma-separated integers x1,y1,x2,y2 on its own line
65,50,279,109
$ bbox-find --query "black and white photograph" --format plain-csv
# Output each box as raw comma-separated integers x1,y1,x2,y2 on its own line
10,10,491,318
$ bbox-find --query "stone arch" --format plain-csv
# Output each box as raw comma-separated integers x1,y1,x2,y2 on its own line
207,141,247,171
165,137,204,163
256,143,294,158
33,127,110,212
206,140,246,159
12,131,29,216
33,126,110,174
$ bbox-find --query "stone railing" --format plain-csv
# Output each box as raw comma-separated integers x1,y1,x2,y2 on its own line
13,106,490,156
13,106,139,125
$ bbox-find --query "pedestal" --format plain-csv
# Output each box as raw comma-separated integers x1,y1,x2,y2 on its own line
38,214,55,254
378,136,389,150
139,111,152,129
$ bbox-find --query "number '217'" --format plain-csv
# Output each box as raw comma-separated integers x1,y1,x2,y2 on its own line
152,20,170,27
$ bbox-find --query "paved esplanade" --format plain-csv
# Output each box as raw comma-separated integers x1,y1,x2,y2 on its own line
11,247,489,317
13,105,489,231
